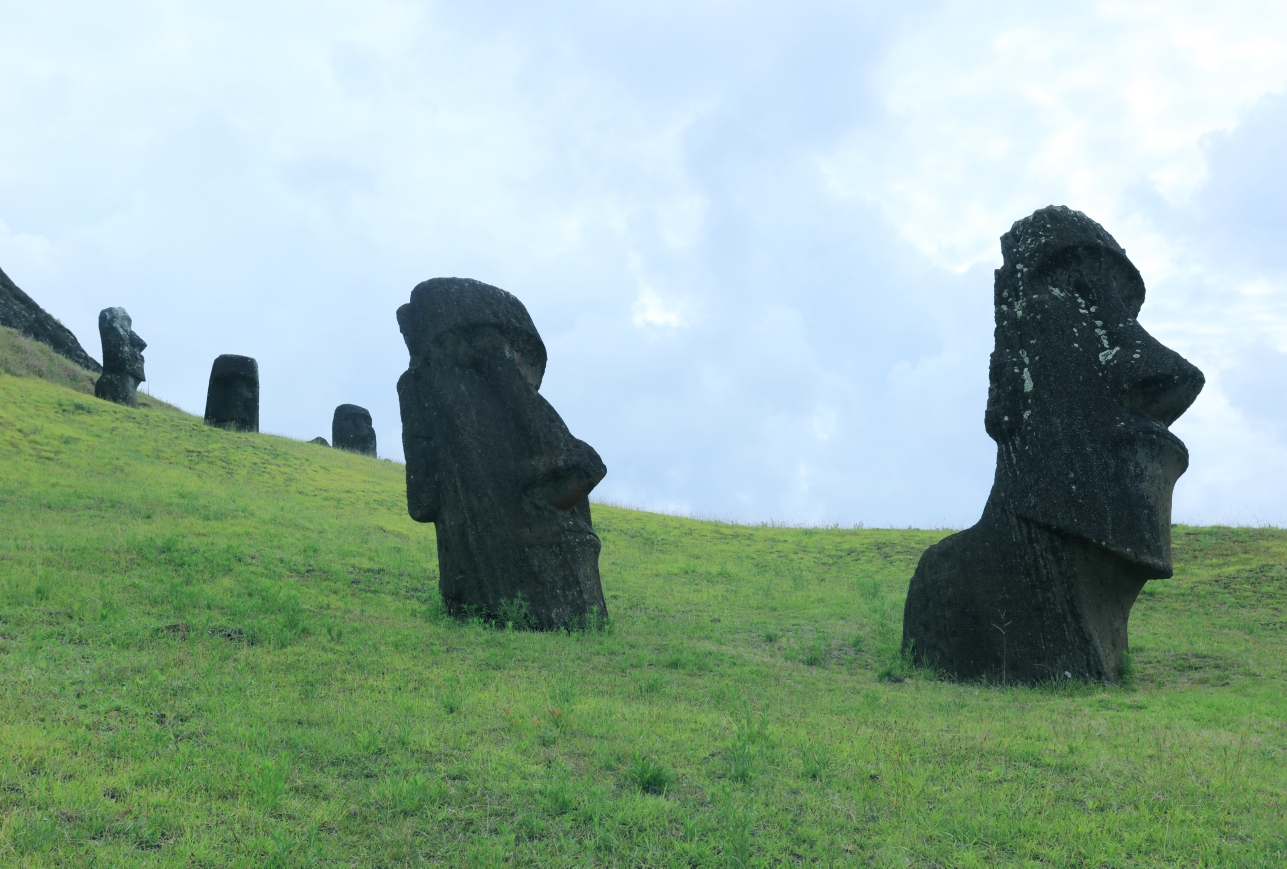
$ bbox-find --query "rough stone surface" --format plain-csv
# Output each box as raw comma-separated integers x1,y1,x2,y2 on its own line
204,355,259,432
332,404,377,456
309,436,330,446
902,206,1205,684
0,263,101,372
94,307,146,407
397,277,608,630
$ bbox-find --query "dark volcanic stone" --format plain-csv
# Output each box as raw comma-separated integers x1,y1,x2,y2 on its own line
0,263,101,372
94,307,146,407
902,206,1205,684
397,277,608,630
309,436,330,446
204,354,259,432
332,404,377,456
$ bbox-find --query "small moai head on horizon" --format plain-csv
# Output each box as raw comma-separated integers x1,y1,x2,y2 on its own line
204,354,259,432
396,277,608,630
332,404,376,456
983,205,1205,574
94,307,146,407
98,307,146,380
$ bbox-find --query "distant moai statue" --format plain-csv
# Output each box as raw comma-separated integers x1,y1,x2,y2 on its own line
332,404,376,456
397,277,608,630
94,307,146,407
309,436,330,446
901,206,1205,684
204,354,259,432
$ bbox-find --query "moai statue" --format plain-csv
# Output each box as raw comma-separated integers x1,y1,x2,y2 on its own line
902,206,1205,683
397,278,609,630
332,404,377,456
309,436,330,446
204,354,259,432
94,307,147,407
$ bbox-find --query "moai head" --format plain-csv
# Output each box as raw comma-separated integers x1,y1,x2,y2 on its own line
332,404,377,456
397,277,608,629
98,307,146,380
94,307,147,407
204,354,260,432
984,206,1205,575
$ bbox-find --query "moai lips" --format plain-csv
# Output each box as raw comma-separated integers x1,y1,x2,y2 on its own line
902,206,1204,684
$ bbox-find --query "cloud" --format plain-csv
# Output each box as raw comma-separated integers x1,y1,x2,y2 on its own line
821,0,1287,271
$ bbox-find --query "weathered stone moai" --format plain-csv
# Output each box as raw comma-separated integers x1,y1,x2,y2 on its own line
332,404,377,456
94,307,146,407
397,278,608,630
204,354,259,432
902,206,1205,683
309,436,330,446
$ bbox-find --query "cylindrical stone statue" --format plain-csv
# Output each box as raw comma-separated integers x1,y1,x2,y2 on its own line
397,277,609,631
332,404,377,456
204,354,259,432
94,307,146,407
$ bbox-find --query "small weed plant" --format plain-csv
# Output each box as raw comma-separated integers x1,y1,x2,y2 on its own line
624,752,674,795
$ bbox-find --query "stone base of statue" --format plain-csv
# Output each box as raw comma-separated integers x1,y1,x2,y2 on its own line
903,502,1155,684
94,371,141,408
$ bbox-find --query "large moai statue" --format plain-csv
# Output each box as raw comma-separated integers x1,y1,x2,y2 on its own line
397,278,609,630
94,307,146,407
204,354,259,432
332,404,377,456
902,206,1205,683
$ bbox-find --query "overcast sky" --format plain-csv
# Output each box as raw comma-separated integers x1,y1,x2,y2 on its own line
3,1,1287,526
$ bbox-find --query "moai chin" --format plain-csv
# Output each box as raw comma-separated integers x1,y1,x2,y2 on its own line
204,354,259,432
94,307,146,407
902,206,1205,684
332,404,377,456
397,277,609,630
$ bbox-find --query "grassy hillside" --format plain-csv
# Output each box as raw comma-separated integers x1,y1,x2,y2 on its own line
0,371,1284,867
0,326,186,415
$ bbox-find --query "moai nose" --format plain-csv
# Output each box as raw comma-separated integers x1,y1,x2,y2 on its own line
1121,339,1204,427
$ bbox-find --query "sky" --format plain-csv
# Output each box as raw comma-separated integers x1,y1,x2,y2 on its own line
2,0,1287,527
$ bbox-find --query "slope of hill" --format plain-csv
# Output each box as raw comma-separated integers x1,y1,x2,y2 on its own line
0,266,101,373
0,371,1284,867
1,326,186,415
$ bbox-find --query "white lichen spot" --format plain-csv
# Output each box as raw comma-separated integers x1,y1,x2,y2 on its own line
1022,368,1033,392
1099,346,1120,363
1023,409,1031,420
1090,306,1097,313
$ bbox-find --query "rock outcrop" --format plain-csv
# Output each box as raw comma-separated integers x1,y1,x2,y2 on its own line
902,206,1205,683
0,264,100,372
204,355,259,432
397,277,608,630
94,307,146,407
332,404,376,456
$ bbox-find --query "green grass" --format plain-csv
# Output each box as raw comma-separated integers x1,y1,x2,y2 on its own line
0,370,1284,867
0,326,185,415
